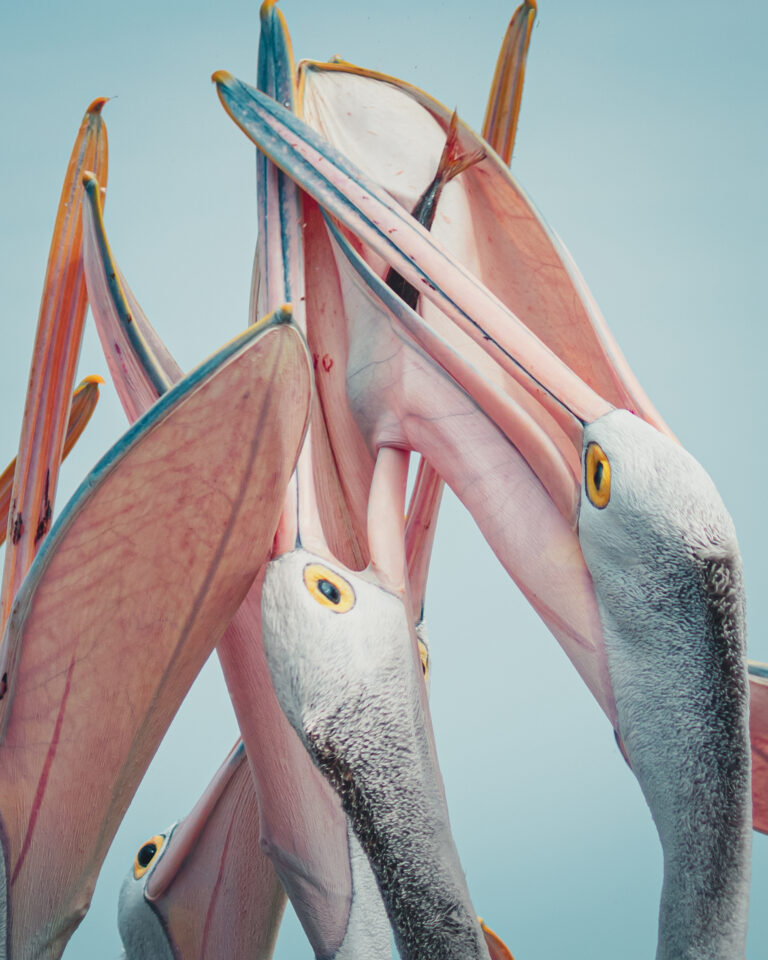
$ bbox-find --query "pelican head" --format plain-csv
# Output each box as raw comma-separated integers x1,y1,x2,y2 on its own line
579,411,750,953
117,741,285,960
118,827,176,960
211,65,754,956
261,544,490,960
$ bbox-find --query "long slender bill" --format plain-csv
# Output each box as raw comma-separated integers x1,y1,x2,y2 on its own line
0,100,108,635
481,1,537,163
0,315,310,957
0,376,102,547
294,59,668,434
251,7,393,957
212,71,610,448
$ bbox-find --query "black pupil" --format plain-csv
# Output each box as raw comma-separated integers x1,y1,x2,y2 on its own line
318,579,341,604
137,842,157,868
593,460,604,490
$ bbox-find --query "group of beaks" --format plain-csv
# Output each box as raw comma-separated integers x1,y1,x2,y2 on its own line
1,1,767,958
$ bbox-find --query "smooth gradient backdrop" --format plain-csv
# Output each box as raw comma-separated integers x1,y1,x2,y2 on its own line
1,1,766,956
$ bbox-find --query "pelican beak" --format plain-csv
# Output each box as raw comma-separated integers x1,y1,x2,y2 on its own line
117,741,285,959
143,742,249,902
1,99,108,632
0,315,311,951
212,70,621,716
482,0,537,164
0,376,102,547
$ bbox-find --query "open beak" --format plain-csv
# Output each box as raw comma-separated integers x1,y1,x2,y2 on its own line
144,741,249,902
0,312,310,952
212,69,622,718
213,56,762,957
117,740,286,960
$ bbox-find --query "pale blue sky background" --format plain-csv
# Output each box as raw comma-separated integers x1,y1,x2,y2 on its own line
1,1,767,956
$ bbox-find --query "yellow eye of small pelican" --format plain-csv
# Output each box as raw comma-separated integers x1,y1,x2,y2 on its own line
133,834,165,879
585,442,611,508
303,563,355,612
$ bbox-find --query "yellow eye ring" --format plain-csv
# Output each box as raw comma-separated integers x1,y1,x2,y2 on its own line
585,442,611,508
133,834,165,880
303,563,355,613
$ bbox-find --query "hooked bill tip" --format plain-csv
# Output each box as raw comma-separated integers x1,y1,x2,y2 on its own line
211,69,235,86
260,0,280,19
82,374,105,386
87,97,109,115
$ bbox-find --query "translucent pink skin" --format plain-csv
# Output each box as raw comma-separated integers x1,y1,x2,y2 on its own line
211,65,665,725
0,100,108,636
0,321,310,958
82,182,361,956
749,668,768,833
142,742,286,960
248,9,380,947
297,62,668,438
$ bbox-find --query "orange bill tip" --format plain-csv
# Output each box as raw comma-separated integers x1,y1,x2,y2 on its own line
479,918,515,960
260,0,280,18
211,69,235,86
87,97,109,115
82,374,105,386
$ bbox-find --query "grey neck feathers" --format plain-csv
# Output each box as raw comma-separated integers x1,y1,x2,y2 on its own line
306,697,490,960
598,539,751,960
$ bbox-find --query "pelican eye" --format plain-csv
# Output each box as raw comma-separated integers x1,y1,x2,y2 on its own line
133,834,165,880
585,442,611,509
303,563,355,613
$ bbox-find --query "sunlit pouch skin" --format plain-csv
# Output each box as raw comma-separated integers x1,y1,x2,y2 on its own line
0,317,310,958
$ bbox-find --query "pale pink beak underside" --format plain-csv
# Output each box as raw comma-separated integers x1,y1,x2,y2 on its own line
147,741,286,960
0,320,310,953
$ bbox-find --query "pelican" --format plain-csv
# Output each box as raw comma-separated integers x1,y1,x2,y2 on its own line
118,741,286,960
3,2,765,956
0,100,311,956
110,5,531,955
82,6,505,952
78,8,391,953
0,309,308,957
212,29,765,955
